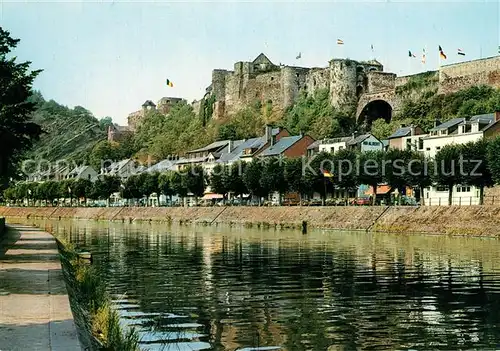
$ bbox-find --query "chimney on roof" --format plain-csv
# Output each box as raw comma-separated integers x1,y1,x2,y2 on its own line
410,125,416,136
495,110,500,122
228,140,233,153
265,125,273,146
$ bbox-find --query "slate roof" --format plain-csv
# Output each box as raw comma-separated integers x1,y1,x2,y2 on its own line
259,135,302,157
388,127,413,139
218,138,261,163
146,159,179,172
469,113,495,123
429,118,465,131
68,165,94,177
347,134,372,146
187,140,230,154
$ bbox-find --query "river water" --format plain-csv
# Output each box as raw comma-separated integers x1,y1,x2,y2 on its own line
30,220,500,350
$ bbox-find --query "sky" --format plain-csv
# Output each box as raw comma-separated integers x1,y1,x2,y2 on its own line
1,0,499,124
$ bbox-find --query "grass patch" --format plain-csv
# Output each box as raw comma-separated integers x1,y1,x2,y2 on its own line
57,238,140,351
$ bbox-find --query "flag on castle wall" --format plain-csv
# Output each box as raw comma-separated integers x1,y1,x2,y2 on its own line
296,52,301,59
422,49,426,64
457,48,466,56
439,45,447,59
408,50,416,58
337,39,344,45
166,79,174,87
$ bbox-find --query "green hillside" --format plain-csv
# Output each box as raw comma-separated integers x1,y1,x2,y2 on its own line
27,92,109,163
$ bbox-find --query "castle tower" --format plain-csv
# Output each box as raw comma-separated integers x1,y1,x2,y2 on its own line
282,66,300,109
329,59,358,110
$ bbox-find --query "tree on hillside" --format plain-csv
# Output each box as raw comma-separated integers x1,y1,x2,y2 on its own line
285,89,355,139
0,27,42,186
89,140,119,171
433,144,464,206
461,139,493,205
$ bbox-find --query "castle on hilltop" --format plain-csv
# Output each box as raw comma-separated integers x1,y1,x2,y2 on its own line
198,53,500,127
199,53,394,122
111,53,500,141
108,97,185,142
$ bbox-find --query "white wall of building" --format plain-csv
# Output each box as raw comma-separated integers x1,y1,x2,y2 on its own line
319,141,347,153
423,132,483,158
423,185,480,206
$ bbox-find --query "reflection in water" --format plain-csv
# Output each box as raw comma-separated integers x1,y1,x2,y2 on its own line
28,220,500,350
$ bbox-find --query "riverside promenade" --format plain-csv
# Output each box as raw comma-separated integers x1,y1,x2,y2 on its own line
0,224,81,351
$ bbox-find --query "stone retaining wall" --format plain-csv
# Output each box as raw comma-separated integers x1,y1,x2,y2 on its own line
2,205,500,236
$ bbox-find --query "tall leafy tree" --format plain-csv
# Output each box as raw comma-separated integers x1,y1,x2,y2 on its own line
170,171,188,206
209,164,230,201
433,144,464,206
73,178,92,205
243,158,266,205
462,139,493,205
404,151,433,206
227,161,248,199
357,150,386,205
185,165,205,204
331,148,358,195
487,136,500,185
284,157,312,204
304,151,334,204
260,157,287,204
158,172,175,205
0,27,42,186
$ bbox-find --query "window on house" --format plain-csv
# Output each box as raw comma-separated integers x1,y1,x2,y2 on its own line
436,185,449,192
457,185,471,192
270,77,274,81
426,147,431,151
436,146,441,150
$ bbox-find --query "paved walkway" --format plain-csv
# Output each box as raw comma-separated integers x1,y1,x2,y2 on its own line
0,225,81,351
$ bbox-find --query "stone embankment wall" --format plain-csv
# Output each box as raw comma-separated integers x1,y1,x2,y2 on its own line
3,205,500,236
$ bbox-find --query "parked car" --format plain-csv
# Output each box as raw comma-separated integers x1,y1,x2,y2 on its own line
350,197,372,206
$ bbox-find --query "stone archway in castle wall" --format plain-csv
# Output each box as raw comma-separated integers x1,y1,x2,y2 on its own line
356,93,396,129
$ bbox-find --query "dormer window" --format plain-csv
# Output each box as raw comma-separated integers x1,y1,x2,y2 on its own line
440,130,447,136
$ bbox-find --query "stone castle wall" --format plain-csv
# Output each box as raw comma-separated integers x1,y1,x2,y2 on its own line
439,56,500,94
